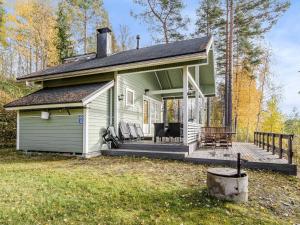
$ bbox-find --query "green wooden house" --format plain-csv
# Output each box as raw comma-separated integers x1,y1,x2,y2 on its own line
5,27,216,158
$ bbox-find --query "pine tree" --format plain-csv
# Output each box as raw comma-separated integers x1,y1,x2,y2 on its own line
64,0,118,54
131,0,190,43
194,0,223,37
194,0,290,130
55,1,73,63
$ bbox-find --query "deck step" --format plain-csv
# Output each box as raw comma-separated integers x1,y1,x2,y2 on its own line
101,149,188,160
119,143,189,152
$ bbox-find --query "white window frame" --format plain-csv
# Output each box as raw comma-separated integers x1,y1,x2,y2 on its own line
125,88,135,107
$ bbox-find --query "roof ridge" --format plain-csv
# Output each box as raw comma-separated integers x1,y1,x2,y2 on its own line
113,35,211,55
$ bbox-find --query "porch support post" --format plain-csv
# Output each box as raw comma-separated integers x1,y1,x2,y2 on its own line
114,72,119,135
206,98,210,127
183,66,189,145
163,100,167,126
195,66,200,124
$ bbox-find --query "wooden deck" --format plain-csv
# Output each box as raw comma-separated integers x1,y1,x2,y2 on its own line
185,142,297,175
189,142,287,163
102,140,297,175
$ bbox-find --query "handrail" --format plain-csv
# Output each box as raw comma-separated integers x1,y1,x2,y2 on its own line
254,131,294,164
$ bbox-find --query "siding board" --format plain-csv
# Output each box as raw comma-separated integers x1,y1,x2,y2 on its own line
118,72,161,126
87,88,111,153
19,109,83,153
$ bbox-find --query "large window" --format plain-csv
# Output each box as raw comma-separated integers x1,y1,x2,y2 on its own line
126,88,135,106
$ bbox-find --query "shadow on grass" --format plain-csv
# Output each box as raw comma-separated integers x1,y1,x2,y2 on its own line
0,148,74,164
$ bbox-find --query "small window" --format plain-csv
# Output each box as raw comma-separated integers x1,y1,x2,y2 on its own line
126,88,135,106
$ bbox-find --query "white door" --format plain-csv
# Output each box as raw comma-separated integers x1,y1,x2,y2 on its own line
143,96,162,135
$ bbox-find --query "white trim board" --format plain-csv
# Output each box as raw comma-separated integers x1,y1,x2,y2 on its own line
148,88,183,95
114,72,119,135
187,72,204,99
82,80,114,105
125,87,135,107
83,107,89,154
16,111,20,150
5,103,84,111
19,52,207,82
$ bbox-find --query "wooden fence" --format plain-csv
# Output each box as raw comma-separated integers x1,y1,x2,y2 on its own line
254,131,294,164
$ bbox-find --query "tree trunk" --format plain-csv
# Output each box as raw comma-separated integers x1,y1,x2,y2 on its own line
228,0,234,131
163,23,169,43
246,79,253,142
84,9,87,54
224,0,229,127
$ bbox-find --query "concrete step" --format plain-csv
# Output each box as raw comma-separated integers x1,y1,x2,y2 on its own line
119,143,189,152
101,149,188,160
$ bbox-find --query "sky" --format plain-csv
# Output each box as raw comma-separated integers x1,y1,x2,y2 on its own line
103,0,300,115
4,0,300,115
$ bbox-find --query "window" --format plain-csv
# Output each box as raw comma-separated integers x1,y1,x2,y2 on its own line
126,88,135,106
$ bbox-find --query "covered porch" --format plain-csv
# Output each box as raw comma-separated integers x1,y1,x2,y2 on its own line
113,49,216,148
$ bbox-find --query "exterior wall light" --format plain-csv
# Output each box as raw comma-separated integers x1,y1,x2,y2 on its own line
118,94,124,101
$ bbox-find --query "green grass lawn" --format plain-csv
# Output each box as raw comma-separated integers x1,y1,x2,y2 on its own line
0,148,299,225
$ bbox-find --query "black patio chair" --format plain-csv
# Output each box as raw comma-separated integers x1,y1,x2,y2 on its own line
119,121,131,142
102,126,121,149
167,123,182,142
153,123,166,143
134,123,144,140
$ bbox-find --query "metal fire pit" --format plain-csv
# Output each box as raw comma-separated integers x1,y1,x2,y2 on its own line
207,153,248,203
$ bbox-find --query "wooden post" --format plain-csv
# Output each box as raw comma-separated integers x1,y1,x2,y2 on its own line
272,133,275,155
288,135,293,164
258,133,261,147
182,66,189,145
267,133,270,152
114,72,119,135
262,133,265,149
279,134,283,159
195,66,200,124
163,100,167,126
254,132,256,145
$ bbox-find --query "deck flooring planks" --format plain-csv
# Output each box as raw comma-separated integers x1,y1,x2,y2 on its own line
188,142,288,164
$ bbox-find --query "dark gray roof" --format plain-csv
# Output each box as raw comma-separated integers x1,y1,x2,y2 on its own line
4,82,110,108
18,36,211,80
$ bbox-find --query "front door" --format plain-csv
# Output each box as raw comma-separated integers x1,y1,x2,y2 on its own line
143,99,150,134
143,96,162,136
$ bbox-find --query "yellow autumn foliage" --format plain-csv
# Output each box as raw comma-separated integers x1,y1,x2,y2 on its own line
233,68,262,142
8,0,58,72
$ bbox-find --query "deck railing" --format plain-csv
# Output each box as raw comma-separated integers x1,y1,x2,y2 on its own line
254,131,294,164
187,122,201,143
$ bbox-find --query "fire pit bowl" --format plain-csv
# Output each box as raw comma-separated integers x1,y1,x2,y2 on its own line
207,167,248,203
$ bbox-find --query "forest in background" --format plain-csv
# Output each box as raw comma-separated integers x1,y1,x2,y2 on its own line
0,0,299,157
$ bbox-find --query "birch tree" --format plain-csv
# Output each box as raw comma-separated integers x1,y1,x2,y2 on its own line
0,0,6,47
117,25,135,51
9,0,58,76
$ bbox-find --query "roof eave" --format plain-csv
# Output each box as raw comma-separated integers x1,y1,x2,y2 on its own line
5,102,84,111
17,52,207,83
5,80,115,111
